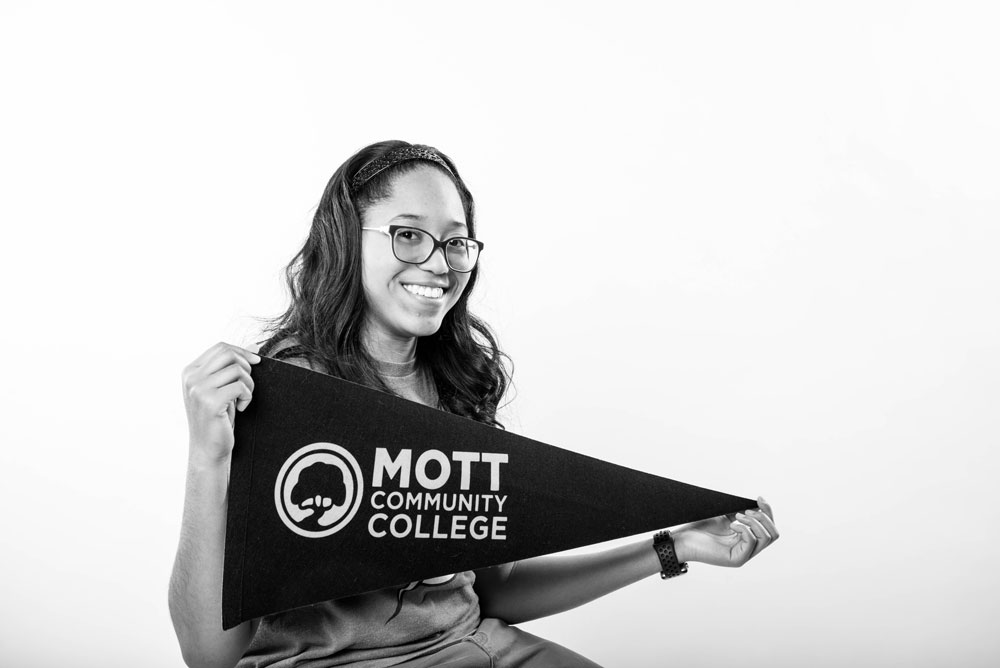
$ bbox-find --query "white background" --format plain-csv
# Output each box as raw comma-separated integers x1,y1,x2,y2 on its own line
1,1,998,666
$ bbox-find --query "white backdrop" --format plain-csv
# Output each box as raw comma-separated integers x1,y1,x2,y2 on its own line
1,2,997,666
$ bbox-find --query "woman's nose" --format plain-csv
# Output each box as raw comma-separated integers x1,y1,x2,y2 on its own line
418,247,449,274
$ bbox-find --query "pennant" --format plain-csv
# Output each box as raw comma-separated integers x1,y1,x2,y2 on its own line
222,356,755,629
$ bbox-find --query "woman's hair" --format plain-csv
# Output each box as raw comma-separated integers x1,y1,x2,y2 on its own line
259,140,510,427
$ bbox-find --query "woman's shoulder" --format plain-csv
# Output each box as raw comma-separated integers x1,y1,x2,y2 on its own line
264,336,327,373
265,335,300,357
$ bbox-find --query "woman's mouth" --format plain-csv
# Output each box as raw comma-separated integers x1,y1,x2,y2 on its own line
402,283,446,300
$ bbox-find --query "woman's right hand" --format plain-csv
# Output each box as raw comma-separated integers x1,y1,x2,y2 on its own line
181,342,262,465
673,497,779,568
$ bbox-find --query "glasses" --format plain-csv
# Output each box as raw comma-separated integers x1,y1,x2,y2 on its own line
361,225,484,273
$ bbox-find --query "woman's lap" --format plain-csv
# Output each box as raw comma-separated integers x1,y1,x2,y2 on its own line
392,618,603,668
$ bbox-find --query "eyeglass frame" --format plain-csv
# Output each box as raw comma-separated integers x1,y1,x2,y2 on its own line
360,224,485,273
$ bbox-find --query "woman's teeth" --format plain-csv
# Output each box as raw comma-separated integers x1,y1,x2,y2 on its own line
403,283,445,299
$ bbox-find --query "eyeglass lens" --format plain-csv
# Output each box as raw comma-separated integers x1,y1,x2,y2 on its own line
393,228,480,272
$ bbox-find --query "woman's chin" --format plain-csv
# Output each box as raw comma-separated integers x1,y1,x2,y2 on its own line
407,319,444,338
382,314,445,340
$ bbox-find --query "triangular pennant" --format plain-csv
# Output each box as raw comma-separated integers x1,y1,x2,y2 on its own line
222,357,754,629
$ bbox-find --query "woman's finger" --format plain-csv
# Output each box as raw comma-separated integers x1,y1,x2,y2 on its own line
736,513,771,542
736,513,773,559
201,346,259,378
757,496,775,523
189,343,261,377
216,380,253,415
185,366,254,417
729,520,758,565
746,508,779,543
187,353,252,393
204,364,255,395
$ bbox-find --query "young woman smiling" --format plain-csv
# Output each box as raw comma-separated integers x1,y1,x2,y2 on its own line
169,141,779,668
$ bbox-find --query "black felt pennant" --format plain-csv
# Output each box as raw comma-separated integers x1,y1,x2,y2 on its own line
222,356,755,629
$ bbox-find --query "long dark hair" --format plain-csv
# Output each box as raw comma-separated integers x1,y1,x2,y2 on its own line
259,140,510,427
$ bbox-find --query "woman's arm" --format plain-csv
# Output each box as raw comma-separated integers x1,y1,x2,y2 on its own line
169,455,258,668
474,499,778,624
474,538,661,624
168,343,260,668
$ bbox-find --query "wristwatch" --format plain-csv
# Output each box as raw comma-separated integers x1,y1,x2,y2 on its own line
653,530,688,579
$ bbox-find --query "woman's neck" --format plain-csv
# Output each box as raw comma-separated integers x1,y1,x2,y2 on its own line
362,321,417,364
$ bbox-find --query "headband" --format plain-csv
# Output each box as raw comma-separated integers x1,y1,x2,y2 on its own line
350,146,455,194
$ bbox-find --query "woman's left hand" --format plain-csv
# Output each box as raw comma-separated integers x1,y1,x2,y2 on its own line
673,497,779,568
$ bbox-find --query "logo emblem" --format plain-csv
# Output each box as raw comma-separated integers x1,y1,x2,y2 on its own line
275,443,364,538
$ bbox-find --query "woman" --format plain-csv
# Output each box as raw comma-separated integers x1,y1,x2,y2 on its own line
169,141,779,668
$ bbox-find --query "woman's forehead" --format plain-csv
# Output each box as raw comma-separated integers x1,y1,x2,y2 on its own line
372,166,467,226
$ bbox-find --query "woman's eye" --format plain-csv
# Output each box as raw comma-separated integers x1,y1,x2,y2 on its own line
446,238,470,249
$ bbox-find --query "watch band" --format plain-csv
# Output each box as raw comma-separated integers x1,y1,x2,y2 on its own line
653,530,689,579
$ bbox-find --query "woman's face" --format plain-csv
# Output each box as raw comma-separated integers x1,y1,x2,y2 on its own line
360,165,472,344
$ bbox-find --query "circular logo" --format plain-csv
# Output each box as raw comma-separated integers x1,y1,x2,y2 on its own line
274,442,364,538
